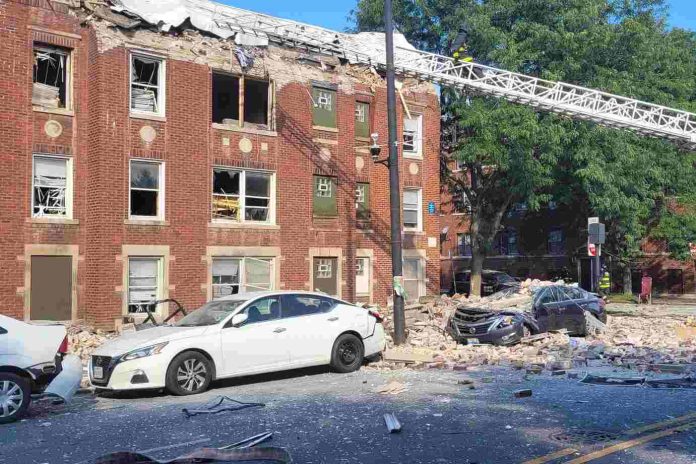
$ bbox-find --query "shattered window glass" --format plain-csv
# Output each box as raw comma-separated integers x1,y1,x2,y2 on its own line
130,160,161,218
212,258,241,299
213,169,272,223
33,156,68,217
128,257,160,313
131,55,163,114
33,45,69,109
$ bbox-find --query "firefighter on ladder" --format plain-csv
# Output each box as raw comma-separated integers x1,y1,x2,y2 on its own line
599,266,611,296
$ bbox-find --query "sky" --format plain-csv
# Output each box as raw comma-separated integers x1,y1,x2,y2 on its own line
220,0,695,33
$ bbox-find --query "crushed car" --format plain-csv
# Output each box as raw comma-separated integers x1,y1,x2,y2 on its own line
451,270,519,297
448,284,606,346
0,315,82,423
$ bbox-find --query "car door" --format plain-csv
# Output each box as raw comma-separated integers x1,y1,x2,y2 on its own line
533,287,559,332
559,287,590,334
219,296,290,377
279,294,340,367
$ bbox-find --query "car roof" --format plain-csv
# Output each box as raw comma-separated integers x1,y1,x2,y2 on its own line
215,290,351,304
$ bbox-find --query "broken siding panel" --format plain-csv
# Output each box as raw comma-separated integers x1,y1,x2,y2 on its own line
312,87,336,128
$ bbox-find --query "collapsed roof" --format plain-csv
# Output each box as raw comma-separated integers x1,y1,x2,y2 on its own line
108,0,419,66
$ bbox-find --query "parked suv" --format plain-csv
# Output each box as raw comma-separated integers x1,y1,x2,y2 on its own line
452,270,519,296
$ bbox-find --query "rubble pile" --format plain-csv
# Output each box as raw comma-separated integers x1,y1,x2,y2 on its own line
65,322,115,362
368,281,696,372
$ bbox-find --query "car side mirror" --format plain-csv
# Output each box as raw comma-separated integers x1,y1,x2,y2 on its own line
230,313,248,327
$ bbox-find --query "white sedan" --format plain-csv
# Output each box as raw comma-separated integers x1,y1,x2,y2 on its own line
89,291,386,395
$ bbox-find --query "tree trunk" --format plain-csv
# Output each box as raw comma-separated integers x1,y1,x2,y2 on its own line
622,264,633,295
470,248,484,297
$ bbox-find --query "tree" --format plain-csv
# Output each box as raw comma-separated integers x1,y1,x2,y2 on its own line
351,0,696,295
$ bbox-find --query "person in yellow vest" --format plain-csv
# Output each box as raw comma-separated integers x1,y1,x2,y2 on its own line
599,267,611,295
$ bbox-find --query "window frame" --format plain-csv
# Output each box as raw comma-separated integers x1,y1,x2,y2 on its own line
129,159,165,221
31,154,73,219
129,52,166,117
211,256,275,299
354,101,370,139
547,227,565,255
32,44,72,111
402,187,423,232
313,175,338,218
456,233,472,257
211,168,276,224
127,256,163,314
211,71,273,129
312,86,337,128
402,113,423,158
355,182,370,221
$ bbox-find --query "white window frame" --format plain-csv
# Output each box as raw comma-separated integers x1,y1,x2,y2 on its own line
129,52,166,117
316,176,333,198
316,258,333,279
316,90,333,110
33,45,72,111
403,257,425,301
127,256,163,313
212,257,275,299
403,113,423,158
403,187,423,232
31,154,73,219
129,159,165,221
212,168,276,224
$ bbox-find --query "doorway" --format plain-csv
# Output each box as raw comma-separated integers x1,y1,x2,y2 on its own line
30,255,72,320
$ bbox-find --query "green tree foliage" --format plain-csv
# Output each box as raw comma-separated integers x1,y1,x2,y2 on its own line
351,0,696,295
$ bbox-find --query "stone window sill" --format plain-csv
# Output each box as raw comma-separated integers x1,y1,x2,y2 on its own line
212,123,277,137
33,107,74,117
130,112,166,123
208,222,280,231
313,125,338,133
27,217,79,225
124,219,169,226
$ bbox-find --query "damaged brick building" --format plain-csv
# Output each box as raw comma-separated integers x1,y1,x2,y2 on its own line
0,0,441,328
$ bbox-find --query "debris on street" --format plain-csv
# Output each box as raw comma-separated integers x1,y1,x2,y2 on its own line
384,413,402,433
375,381,408,395
92,446,292,463
182,396,265,418
514,389,533,398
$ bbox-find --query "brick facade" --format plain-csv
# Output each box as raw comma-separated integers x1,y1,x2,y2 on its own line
0,1,441,328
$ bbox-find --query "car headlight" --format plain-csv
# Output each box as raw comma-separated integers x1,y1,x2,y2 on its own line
120,342,168,362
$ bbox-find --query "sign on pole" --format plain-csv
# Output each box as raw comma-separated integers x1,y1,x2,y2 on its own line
587,240,597,257
588,217,599,225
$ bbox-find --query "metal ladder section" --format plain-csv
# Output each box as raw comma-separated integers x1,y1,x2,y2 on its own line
198,1,696,148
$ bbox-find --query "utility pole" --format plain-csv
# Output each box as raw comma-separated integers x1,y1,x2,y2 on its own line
384,0,406,345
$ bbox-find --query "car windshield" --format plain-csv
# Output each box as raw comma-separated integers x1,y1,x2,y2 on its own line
174,299,247,327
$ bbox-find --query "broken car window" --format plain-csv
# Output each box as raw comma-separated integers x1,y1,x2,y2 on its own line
131,55,163,114
130,160,161,218
33,156,68,217
175,299,247,326
33,45,69,109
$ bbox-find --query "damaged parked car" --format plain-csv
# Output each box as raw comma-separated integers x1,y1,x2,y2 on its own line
0,315,82,423
448,285,606,346
90,291,386,395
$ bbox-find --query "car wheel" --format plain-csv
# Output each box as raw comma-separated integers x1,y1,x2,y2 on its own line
165,352,213,396
0,373,31,424
330,333,364,373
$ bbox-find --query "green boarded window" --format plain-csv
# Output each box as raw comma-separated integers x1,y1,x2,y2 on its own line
355,183,370,221
355,102,370,138
312,87,337,128
313,175,337,217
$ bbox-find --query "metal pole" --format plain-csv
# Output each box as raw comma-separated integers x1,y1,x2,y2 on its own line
384,0,405,345
595,244,601,294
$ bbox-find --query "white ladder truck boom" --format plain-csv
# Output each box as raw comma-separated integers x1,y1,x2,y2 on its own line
115,1,696,148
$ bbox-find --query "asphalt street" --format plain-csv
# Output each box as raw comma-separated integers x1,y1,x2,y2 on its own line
3,365,696,464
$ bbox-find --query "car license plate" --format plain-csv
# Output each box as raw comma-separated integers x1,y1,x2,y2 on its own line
93,366,103,379
467,338,480,345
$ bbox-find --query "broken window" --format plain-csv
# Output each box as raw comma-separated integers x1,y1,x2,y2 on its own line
355,182,370,221
212,73,239,123
212,257,273,299
33,45,70,109
403,114,422,156
403,258,424,301
128,257,161,313
130,160,163,219
403,188,422,230
212,168,273,223
355,102,370,138
312,86,337,128
212,73,271,128
32,155,71,218
313,175,337,217
130,54,164,115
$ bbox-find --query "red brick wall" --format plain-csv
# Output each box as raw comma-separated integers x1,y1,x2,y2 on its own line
1,1,441,328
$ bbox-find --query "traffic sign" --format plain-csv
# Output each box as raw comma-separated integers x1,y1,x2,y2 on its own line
587,241,597,257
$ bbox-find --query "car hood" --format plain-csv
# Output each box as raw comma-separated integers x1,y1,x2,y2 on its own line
93,325,210,356
452,306,525,324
